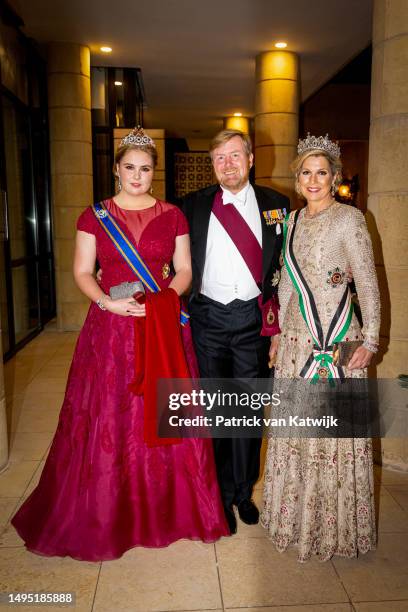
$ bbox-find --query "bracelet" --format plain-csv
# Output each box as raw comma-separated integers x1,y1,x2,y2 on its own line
96,298,106,311
363,339,379,353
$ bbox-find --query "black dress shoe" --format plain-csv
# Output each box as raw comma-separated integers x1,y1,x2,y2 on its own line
237,499,259,525
224,506,237,535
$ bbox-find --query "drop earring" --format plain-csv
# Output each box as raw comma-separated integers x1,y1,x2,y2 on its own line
118,176,122,192
331,183,336,196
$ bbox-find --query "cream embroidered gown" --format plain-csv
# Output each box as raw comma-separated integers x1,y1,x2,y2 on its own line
260,202,380,562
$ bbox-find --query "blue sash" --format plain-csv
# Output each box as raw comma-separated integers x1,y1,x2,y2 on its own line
92,201,189,326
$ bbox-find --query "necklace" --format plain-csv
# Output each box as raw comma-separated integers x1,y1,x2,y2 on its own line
304,199,336,219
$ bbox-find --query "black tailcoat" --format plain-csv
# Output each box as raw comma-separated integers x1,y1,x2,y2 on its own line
182,183,290,303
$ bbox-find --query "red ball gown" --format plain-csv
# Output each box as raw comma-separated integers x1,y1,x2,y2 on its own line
12,199,228,561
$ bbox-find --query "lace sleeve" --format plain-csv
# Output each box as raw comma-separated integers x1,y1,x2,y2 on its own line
278,261,295,331
343,208,380,346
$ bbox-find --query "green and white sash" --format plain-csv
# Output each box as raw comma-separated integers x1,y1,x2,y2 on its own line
282,209,353,381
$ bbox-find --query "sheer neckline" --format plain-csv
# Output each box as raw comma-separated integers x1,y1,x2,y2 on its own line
104,198,164,247
110,198,158,212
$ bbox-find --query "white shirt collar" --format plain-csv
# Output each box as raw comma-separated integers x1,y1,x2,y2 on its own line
221,182,251,207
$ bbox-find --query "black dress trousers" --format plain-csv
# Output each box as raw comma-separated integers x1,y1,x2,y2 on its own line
189,293,270,509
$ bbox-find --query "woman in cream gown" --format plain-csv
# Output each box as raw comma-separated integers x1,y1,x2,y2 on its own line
261,135,380,562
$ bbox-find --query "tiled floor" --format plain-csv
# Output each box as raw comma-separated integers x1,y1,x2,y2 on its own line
1,330,408,612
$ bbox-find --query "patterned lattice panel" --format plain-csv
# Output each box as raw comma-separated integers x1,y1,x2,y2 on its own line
174,152,214,197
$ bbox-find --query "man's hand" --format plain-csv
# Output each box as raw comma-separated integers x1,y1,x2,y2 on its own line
269,334,280,368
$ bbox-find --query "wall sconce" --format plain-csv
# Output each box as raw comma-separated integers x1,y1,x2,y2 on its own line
335,175,360,205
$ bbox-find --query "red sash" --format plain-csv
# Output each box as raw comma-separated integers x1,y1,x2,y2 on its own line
212,189,280,336
211,189,262,284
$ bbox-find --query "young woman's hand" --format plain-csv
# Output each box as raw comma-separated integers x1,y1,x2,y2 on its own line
103,297,146,317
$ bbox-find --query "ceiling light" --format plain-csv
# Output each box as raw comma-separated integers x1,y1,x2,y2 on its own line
114,81,123,86
233,112,242,117
275,42,287,49
100,46,112,53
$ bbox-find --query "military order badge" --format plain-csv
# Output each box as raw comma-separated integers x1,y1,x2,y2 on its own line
162,263,170,279
327,267,345,288
271,269,280,287
266,305,275,325
263,208,287,226
317,366,330,378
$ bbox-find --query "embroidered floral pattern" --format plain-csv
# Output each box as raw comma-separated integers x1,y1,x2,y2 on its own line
262,203,380,562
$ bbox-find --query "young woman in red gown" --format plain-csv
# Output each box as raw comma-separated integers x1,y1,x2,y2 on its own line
12,128,228,561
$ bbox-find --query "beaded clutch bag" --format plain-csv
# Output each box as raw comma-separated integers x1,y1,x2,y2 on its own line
332,340,363,367
109,281,145,300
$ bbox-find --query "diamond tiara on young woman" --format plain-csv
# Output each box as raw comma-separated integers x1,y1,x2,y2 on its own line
297,133,340,158
119,126,156,148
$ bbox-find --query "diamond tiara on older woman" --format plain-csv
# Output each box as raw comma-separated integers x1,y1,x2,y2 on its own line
119,126,156,148
297,133,340,159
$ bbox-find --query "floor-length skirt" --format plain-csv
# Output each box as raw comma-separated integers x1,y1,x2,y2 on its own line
260,330,376,562
261,435,376,562
12,305,228,561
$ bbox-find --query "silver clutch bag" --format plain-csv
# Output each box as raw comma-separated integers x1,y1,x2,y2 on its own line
109,281,145,300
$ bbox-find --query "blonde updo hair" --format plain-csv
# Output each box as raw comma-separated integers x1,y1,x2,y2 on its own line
291,149,342,199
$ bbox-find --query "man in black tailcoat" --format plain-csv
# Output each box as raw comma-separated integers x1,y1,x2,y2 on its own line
182,129,289,534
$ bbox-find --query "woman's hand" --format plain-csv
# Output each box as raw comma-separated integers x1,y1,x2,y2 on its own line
347,346,374,370
269,334,280,368
73,232,145,317
104,297,146,317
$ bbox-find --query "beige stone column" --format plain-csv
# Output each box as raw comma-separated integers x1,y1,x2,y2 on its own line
255,51,299,201
223,116,250,134
367,1,408,469
48,43,93,330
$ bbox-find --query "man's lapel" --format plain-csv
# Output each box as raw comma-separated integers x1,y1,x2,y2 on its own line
194,185,218,275
253,184,277,283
